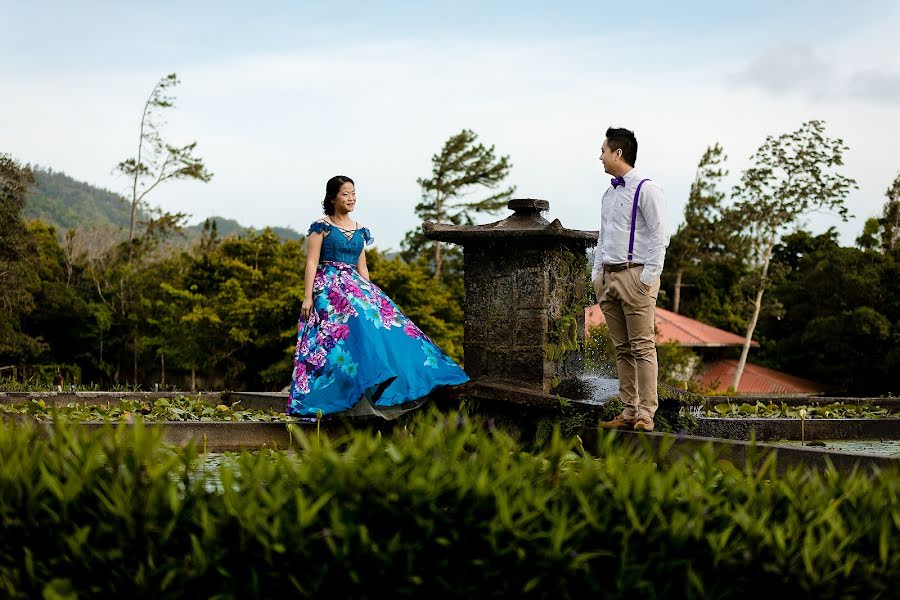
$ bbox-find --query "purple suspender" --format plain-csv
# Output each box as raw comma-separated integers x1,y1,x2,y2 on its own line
628,179,651,261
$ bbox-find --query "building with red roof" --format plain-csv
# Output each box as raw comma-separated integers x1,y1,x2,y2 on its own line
694,359,832,395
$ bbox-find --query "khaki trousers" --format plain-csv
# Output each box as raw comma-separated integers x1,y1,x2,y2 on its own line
593,268,660,420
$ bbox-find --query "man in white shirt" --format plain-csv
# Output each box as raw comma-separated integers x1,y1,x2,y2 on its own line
592,127,669,432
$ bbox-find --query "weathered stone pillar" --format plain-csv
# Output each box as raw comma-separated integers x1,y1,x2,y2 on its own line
424,199,597,395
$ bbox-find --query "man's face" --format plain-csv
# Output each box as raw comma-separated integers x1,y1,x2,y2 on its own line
599,139,619,175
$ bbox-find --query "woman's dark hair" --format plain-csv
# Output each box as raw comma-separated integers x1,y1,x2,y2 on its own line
323,175,354,216
605,127,638,167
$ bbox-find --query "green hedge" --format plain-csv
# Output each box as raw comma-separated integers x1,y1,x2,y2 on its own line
0,411,897,598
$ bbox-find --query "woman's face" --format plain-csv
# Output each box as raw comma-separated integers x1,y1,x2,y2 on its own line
333,182,356,214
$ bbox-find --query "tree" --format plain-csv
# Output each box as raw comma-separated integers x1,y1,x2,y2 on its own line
0,154,46,361
666,143,729,313
20,221,91,371
856,217,882,251
760,229,899,395
116,73,212,259
879,173,900,252
405,129,515,280
728,120,856,391
108,73,212,383
856,173,900,252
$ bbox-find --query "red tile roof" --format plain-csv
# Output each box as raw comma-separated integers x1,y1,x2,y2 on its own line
585,305,758,347
694,359,832,395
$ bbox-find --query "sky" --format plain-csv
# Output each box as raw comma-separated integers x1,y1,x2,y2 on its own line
2,0,899,251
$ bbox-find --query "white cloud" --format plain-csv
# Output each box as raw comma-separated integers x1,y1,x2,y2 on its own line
731,10,900,106
848,70,900,103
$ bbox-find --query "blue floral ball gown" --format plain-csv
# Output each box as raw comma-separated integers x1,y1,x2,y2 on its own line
287,220,469,417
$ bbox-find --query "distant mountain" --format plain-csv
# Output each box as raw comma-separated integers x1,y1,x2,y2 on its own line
187,215,302,242
24,167,303,242
25,167,136,231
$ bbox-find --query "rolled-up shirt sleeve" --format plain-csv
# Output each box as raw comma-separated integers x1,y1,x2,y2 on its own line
638,183,669,286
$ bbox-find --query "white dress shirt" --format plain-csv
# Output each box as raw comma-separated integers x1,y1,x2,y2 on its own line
591,168,669,286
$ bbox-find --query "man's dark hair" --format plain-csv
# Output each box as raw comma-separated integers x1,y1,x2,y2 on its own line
605,127,638,167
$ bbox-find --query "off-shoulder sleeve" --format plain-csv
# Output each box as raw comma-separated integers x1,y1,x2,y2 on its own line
361,227,374,246
307,221,331,236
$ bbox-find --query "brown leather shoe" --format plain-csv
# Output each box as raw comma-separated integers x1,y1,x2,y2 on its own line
633,417,654,432
600,414,637,429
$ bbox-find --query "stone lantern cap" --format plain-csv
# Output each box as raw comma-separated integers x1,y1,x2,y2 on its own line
423,198,598,246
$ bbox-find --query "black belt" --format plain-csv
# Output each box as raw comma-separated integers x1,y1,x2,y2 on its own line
603,262,644,273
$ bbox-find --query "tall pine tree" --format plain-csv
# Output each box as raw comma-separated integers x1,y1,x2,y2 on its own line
667,143,729,313
403,129,515,281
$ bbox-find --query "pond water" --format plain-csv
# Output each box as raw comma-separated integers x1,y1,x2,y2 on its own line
178,451,277,494
774,439,900,457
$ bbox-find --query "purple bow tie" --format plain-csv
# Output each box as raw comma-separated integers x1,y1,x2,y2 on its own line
611,176,626,188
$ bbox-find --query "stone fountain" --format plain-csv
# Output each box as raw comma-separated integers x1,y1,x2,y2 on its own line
424,198,599,409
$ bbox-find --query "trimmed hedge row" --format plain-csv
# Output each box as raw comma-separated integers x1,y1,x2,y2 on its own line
1,410,897,598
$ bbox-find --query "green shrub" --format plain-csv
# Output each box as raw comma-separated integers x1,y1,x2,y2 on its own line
0,411,897,598
655,342,700,386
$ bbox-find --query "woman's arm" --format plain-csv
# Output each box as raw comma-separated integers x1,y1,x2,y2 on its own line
302,230,324,319
356,249,369,281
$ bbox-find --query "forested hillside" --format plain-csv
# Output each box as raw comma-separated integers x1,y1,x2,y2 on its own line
23,167,301,242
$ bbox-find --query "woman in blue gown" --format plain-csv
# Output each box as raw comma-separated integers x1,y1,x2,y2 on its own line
287,175,469,417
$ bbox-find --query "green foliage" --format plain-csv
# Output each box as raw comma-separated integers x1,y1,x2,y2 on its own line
143,228,308,389
594,396,624,423
545,314,579,363
0,396,294,422
727,120,858,390
706,401,892,419
759,229,900,395
859,173,900,252
0,154,45,361
24,167,137,232
0,201,464,390
545,247,589,370
655,385,702,433
856,216,883,251
661,144,750,327
731,120,856,252
882,173,900,251
533,398,589,446
1,412,897,597
665,143,749,316
655,342,700,387
671,143,730,263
